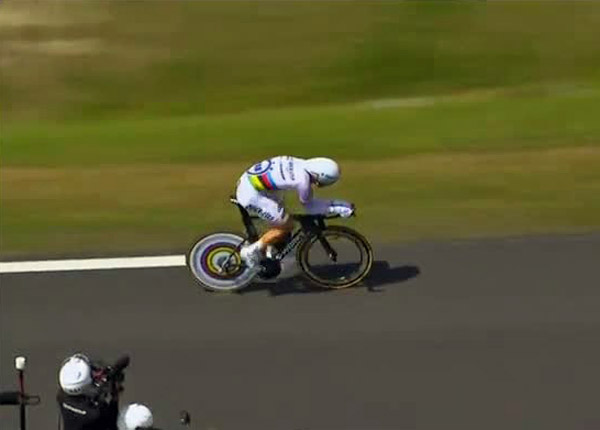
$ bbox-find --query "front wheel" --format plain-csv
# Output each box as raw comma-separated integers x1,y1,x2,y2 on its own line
187,232,256,292
296,225,373,289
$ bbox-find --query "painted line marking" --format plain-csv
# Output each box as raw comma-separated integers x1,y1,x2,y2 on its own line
0,255,186,274
360,84,600,110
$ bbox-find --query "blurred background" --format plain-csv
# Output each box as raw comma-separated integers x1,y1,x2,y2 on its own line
2,1,600,258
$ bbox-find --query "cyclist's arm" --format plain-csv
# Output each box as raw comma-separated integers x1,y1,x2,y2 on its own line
297,172,330,214
296,170,312,205
297,171,353,216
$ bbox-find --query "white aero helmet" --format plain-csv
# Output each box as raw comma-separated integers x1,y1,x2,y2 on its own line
59,354,93,395
118,403,154,430
304,157,340,187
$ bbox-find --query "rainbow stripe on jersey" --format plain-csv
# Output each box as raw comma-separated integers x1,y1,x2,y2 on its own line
248,171,278,191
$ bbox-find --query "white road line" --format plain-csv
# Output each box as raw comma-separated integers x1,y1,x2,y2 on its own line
0,255,186,274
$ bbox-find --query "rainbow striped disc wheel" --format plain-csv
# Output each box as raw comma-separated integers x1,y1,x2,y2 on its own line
187,233,256,292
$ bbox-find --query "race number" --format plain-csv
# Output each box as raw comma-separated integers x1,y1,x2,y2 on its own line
246,159,273,176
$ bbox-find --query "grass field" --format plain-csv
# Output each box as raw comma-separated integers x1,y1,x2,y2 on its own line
2,2,600,257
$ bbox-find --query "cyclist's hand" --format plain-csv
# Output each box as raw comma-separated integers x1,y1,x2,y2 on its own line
329,200,355,218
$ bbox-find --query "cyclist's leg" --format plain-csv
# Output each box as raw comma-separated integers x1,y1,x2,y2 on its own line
248,195,293,247
258,192,293,245
239,191,293,265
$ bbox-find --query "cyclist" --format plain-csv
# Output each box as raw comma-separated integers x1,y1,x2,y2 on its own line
236,156,354,267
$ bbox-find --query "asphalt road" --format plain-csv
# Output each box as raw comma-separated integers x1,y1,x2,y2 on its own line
1,234,599,430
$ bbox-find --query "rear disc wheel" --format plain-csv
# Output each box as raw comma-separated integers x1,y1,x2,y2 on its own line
187,232,255,292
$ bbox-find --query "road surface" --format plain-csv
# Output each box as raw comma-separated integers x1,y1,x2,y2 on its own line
1,234,599,429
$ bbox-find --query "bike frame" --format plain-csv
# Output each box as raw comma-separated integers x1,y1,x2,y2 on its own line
230,198,339,263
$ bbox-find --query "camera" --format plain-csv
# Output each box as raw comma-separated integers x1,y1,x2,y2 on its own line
91,355,130,400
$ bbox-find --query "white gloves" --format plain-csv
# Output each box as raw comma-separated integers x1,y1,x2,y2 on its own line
328,200,355,218
304,198,355,217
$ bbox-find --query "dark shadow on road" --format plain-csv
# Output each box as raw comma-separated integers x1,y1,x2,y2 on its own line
239,260,420,296
364,261,421,292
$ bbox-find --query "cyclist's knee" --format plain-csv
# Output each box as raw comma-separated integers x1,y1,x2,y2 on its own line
273,214,293,231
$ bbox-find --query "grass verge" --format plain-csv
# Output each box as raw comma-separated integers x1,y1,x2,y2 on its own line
2,146,599,258
4,83,600,166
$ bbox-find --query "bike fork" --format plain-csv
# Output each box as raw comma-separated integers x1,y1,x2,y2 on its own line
318,235,338,262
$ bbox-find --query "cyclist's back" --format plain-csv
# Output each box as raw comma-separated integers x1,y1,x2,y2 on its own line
239,156,311,200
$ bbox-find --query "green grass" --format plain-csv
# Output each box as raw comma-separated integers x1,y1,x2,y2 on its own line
3,1,600,121
4,84,600,166
3,146,600,257
2,1,600,257
2,86,600,256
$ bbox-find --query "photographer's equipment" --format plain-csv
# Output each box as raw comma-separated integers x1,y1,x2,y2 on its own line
0,356,40,430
